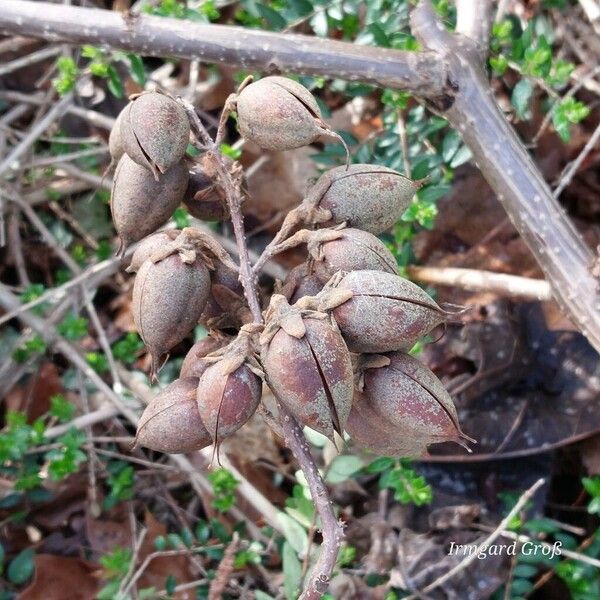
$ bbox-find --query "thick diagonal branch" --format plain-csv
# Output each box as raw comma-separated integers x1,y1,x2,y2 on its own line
0,0,444,98
411,0,600,352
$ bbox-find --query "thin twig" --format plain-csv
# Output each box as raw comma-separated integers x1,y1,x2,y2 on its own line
0,45,61,77
208,532,239,600
0,91,73,177
192,101,345,598
407,265,552,301
405,478,545,599
553,121,600,199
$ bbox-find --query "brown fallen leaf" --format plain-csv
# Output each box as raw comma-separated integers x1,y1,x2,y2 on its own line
137,511,195,598
17,554,99,600
6,362,64,421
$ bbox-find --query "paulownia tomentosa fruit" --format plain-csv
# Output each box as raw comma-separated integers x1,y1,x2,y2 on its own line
260,295,353,441
135,377,212,453
120,90,190,179
111,154,188,253
236,76,344,152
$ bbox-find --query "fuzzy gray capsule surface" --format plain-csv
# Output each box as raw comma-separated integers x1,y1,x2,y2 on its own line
120,91,190,179
236,76,334,151
111,155,188,252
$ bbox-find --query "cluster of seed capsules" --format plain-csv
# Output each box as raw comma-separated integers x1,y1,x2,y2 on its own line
108,76,471,458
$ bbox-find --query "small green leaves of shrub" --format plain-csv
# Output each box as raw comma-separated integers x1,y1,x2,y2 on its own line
57,312,88,340
207,467,239,512
49,394,76,423
7,548,35,585
583,476,600,515
366,457,433,506
52,56,77,95
553,97,590,142
44,429,87,480
112,332,144,364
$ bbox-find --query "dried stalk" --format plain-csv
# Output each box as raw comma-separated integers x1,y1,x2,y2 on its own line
180,100,344,597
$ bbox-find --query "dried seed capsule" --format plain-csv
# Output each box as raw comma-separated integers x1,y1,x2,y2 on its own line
126,230,180,273
306,227,399,283
306,164,419,234
120,91,190,179
111,154,188,252
180,335,230,379
108,106,125,162
350,352,470,456
279,263,323,304
196,327,263,443
236,76,340,151
135,377,211,453
200,260,245,326
329,270,445,353
183,155,230,221
132,244,211,376
346,390,425,457
260,295,353,441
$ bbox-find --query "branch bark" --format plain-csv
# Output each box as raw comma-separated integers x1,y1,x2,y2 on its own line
0,0,444,98
411,0,600,352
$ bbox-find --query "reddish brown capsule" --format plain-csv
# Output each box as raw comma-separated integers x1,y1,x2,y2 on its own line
195,326,263,443
305,164,418,234
329,270,445,353
132,245,211,376
108,107,125,163
180,335,230,379
200,260,246,328
260,296,353,441
346,390,425,457
349,353,471,457
183,155,231,222
236,76,341,151
111,155,188,252
278,263,323,304
135,377,211,453
127,230,180,273
120,91,190,179
306,227,399,283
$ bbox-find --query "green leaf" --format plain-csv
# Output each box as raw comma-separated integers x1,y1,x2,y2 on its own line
552,97,590,142
52,56,77,95
365,457,395,474
7,548,35,585
450,145,472,169
127,54,146,86
165,574,176,595
49,394,76,423
282,541,302,600
256,4,286,30
513,564,538,578
326,455,363,484
277,512,308,556
255,592,276,600
442,130,460,163
173,206,190,229
107,65,124,98
368,23,390,47
219,143,242,160
512,78,533,118
57,312,88,340
489,54,508,76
